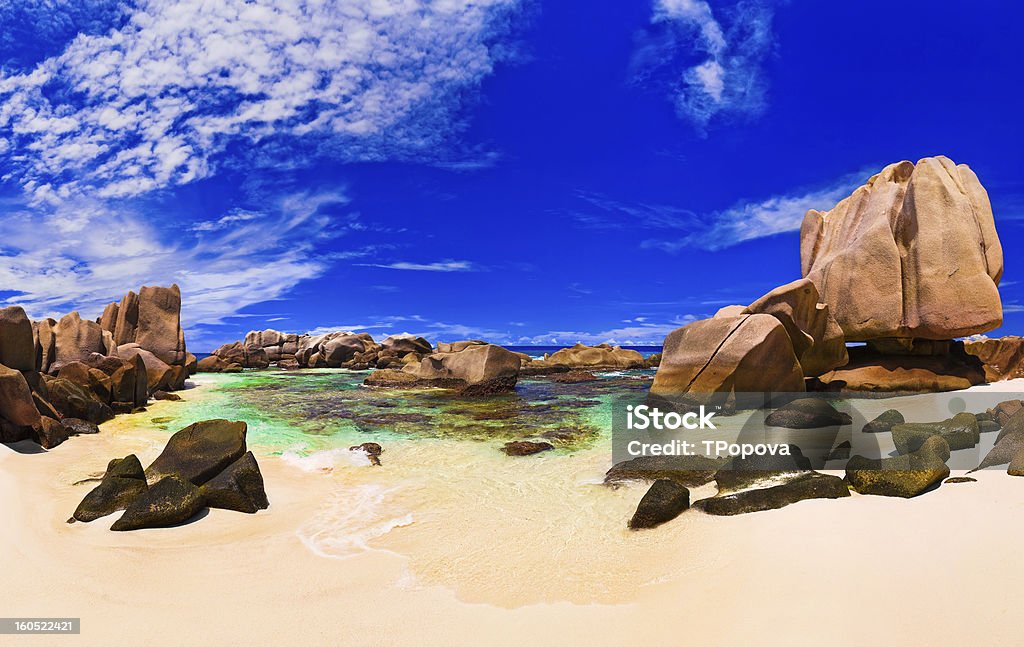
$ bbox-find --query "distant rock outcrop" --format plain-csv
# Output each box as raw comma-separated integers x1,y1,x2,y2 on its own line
364,341,521,395
521,343,645,374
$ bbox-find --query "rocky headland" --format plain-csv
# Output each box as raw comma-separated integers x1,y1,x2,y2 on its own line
1,284,193,449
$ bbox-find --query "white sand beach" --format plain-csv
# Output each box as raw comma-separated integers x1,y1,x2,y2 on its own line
4,380,1024,646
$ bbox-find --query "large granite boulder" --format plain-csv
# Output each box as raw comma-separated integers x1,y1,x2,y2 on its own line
846,435,950,497
71,455,148,522
0,306,35,371
743,279,847,377
380,334,432,355
110,475,205,531
650,314,804,406
51,312,110,372
43,376,114,424
136,285,187,366
296,331,378,368
196,355,243,373
0,363,41,428
117,344,182,392
801,157,1002,341
210,341,269,369
964,336,1024,382
402,342,521,394
243,329,304,362
146,419,248,485
33,318,57,373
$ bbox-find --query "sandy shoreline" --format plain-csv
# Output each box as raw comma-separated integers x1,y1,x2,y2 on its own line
5,381,1024,645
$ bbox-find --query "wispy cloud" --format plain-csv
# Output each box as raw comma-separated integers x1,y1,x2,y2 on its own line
572,170,864,251
633,0,776,130
357,260,480,272
0,0,526,203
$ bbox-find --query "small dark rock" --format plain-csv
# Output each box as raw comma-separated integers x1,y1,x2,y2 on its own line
944,476,977,484
605,455,726,487
549,371,598,384
350,442,384,466
111,475,205,531
696,472,850,516
153,390,181,401
764,398,851,429
862,409,905,433
501,441,554,456
629,479,689,529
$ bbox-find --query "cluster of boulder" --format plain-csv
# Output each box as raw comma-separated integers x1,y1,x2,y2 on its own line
70,419,268,530
199,327,659,395
652,156,1011,403
618,398,1024,530
0,285,193,449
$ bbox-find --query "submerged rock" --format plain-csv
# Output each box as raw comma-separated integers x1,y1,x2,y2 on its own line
501,441,554,456
71,455,148,523
891,412,980,454
862,409,905,434
199,452,269,513
548,370,599,383
350,442,384,466
846,435,950,497
111,475,205,531
629,480,690,529
764,398,851,429
146,419,247,485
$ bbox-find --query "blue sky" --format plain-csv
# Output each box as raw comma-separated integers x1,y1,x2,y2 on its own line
1,1,1022,351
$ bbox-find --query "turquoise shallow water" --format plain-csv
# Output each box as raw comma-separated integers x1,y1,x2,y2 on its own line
150,369,655,456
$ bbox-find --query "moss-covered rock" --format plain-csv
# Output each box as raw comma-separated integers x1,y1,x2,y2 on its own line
846,435,950,497
891,412,980,454
71,455,148,522
764,398,851,429
862,409,904,433
145,419,247,485
110,475,205,531
696,472,849,516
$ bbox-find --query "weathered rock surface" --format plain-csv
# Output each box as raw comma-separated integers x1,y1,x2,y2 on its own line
697,471,850,515
62,418,100,436
146,419,248,485
71,455,148,522
381,334,432,355
136,285,187,366
973,409,1024,471
41,376,114,424
401,343,521,394
650,314,804,406
815,342,985,393
199,452,269,513
891,412,980,454
801,157,1002,341
862,409,904,433
0,306,35,371
964,336,1024,382
208,341,269,369
846,435,951,497
110,475,205,531
196,355,243,373
51,312,109,371
743,279,847,377
0,363,41,428
629,480,690,529
541,343,645,370
764,398,851,429
244,329,305,362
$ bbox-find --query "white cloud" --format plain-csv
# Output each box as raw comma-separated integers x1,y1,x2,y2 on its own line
641,171,865,251
638,0,775,129
0,191,355,349
357,260,479,272
0,0,524,201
